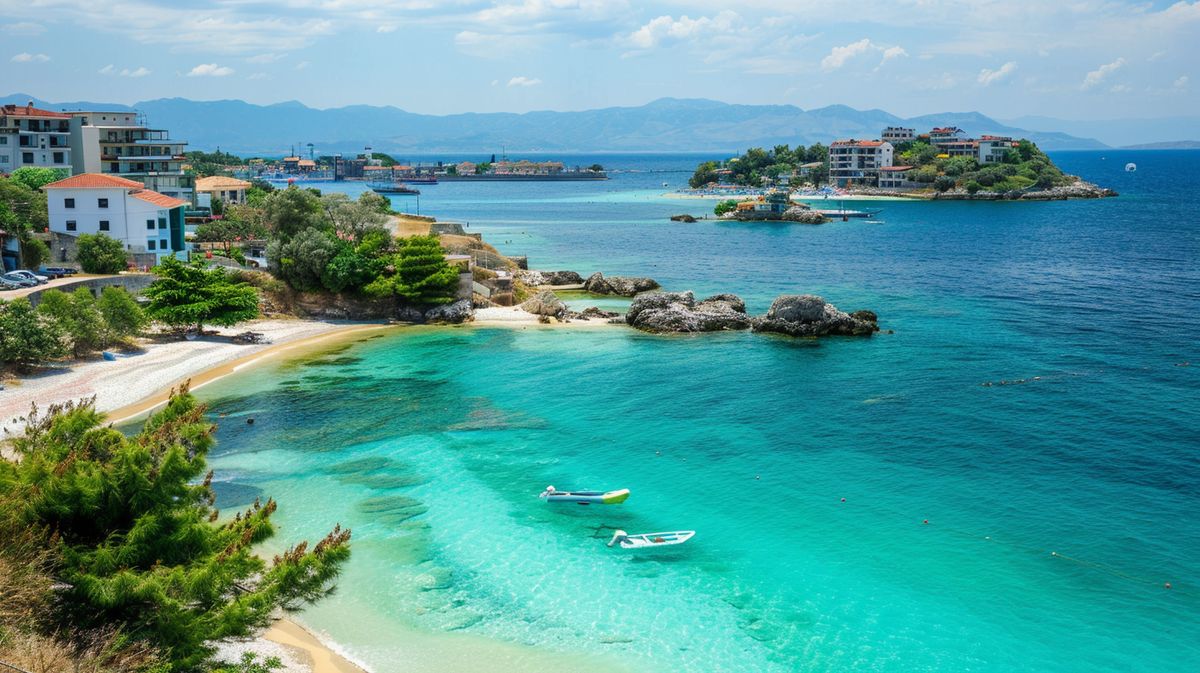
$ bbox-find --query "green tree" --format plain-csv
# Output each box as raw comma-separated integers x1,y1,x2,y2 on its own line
320,193,389,244
36,288,103,358
267,228,342,291
370,152,399,167
8,167,68,191
965,181,983,195
356,189,393,216
714,199,738,216
75,233,129,274
97,286,149,344
933,175,957,192
0,175,49,233
0,298,65,368
263,186,324,241
366,235,460,305
20,235,49,269
0,391,351,671
144,257,259,333
689,161,720,188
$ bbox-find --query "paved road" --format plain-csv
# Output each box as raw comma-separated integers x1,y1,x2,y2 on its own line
0,273,131,300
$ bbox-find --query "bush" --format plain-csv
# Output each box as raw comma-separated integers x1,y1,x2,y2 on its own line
36,288,103,357
97,286,148,344
20,236,49,269
714,199,738,216
965,181,982,195
0,298,65,368
75,233,128,274
933,176,957,192
268,228,342,291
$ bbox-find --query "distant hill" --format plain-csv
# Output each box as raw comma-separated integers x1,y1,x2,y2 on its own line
1001,114,1200,148
1120,140,1200,150
4,93,1108,156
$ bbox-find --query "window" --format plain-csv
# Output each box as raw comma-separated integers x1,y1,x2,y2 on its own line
147,219,155,230
110,163,119,172
98,198,108,208
66,220,77,231
147,240,156,251
65,198,75,209
0,136,6,144
158,218,167,229
160,239,169,250
22,152,33,163
53,152,64,164
99,220,110,231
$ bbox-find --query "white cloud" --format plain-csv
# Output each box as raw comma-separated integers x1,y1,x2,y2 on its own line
187,63,235,77
246,53,285,64
1174,75,1189,89
627,11,739,50
377,24,397,33
11,52,50,63
1148,50,1166,62
507,76,542,87
122,66,151,78
99,64,115,75
2,22,45,36
977,61,1017,85
1082,57,1125,89
820,39,903,72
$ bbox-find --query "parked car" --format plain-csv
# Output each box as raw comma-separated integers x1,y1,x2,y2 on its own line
9,270,49,285
0,272,38,288
39,265,78,277
0,277,23,291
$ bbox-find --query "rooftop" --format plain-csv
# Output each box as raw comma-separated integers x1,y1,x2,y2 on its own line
831,139,887,147
130,190,189,208
1,103,71,119
195,176,252,191
42,173,146,190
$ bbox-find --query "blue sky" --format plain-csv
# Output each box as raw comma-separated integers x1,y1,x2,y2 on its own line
2,0,1197,119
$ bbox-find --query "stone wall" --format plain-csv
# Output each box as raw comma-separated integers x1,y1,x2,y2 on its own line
22,273,156,308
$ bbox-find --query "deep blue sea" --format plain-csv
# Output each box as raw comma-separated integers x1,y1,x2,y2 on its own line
198,151,1198,673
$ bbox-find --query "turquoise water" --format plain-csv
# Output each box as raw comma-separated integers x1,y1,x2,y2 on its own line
201,151,1198,672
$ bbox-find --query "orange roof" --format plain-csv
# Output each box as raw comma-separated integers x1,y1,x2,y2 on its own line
282,156,301,161
879,165,914,171
43,173,145,190
297,159,316,167
195,175,251,191
831,139,885,147
130,190,188,208
1,103,71,119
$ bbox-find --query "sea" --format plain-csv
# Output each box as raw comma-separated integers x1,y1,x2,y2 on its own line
193,151,1198,673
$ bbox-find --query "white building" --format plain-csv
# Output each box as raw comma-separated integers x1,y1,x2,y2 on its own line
43,173,188,266
194,176,251,207
0,102,73,172
977,136,1016,164
828,140,894,187
881,126,915,144
68,110,193,203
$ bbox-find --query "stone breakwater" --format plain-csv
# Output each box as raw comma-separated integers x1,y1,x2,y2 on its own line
625,291,879,337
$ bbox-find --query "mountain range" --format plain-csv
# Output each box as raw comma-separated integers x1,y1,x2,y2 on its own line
5,93,1195,156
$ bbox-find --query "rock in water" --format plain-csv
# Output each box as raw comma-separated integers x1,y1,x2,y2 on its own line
424,300,474,324
520,290,568,318
753,295,878,337
782,206,827,224
584,271,660,296
626,291,753,333
519,270,584,286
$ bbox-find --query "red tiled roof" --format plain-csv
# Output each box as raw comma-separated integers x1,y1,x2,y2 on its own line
1,103,71,119
130,190,188,208
831,139,886,147
43,173,146,190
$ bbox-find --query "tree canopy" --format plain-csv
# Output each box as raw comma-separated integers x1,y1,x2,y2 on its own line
366,235,460,305
0,390,351,671
144,257,259,332
0,298,65,369
75,233,129,274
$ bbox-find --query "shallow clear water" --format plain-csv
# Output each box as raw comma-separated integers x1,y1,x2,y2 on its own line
201,151,1199,672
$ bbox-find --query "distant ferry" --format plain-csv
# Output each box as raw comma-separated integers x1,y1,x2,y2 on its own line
369,181,420,195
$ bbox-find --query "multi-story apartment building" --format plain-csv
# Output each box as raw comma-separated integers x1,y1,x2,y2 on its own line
68,110,193,203
828,140,894,187
0,102,73,172
43,173,187,267
977,136,1017,164
929,127,967,145
881,126,915,144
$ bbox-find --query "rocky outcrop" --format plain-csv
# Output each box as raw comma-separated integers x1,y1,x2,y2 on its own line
625,291,753,333
670,214,697,222
584,272,660,296
565,306,621,321
517,270,584,286
520,290,567,318
753,295,878,337
423,300,474,324
782,206,827,224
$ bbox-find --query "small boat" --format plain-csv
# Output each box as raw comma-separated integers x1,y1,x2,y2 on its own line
540,485,630,505
607,529,695,549
813,208,879,218
1125,162,1137,172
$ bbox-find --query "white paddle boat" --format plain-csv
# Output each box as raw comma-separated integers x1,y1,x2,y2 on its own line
607,529,695,549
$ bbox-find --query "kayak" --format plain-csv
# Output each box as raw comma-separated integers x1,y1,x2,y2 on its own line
607,529,695,549
539,485,630,505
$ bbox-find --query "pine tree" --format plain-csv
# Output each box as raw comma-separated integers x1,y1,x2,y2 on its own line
97,286,149,345
365,235,460,305
0,389,351,671
144,257,259,333
0,298,65,368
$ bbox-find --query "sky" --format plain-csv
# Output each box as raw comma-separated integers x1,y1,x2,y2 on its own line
2,0,1197,120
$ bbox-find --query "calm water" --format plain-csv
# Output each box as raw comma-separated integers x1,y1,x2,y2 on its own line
200,151,1199,672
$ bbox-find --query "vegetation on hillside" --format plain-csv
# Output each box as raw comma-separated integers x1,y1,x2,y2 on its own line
891,138,1071,192
690,144,829,188
0,390,351,671
144,257,260,333
185,150,249,178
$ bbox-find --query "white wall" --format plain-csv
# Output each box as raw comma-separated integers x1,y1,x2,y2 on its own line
46,187,174,260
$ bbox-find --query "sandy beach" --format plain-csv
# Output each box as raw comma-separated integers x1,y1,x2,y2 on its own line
472,305,617,327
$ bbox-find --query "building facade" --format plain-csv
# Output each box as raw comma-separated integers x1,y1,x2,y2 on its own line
194,176,251,207
977,136,1016,164
68,110,193,203
829,140,894,187
881,126,915,144
929,127,967,145
43,173,187,266
0,103,73,172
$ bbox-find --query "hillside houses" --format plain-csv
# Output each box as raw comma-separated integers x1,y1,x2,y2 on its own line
830,126,1020,188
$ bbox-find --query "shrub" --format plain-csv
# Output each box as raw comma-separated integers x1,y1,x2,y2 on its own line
933,176,957,192
965,181,982,195
0,298,65,368
36,288,103,357
714,199,738,216
144,257,259,332
268,228,341,291
20,236,49,269
97,286,148,344
75,233,128,274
